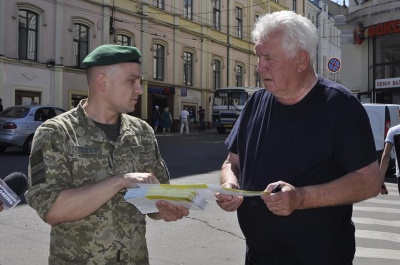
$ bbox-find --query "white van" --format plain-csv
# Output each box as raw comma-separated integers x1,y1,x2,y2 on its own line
363,103,400,173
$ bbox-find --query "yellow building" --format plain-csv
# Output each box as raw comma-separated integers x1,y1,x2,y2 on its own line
0,0,302,124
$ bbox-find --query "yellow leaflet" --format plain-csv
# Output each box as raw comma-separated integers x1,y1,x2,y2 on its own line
222,187,268,195
145,196,193,202
159,184,209,189
147,188,197,199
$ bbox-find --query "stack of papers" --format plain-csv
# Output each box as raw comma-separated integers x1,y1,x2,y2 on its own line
124,183,266,214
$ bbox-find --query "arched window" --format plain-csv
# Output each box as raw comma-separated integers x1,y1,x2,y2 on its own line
184,0,193,20
213,0,221,30
153,44,165,80
18,9,38,60
183,52,193,86
235,7,243,39
235,65,243,87
153,0,165,10
213,59,221,90
117,34,131,46
72,23,89,68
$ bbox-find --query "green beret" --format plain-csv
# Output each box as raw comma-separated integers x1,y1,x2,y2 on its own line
82,44,141,68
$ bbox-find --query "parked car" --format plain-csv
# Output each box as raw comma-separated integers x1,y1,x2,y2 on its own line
0,105,66,154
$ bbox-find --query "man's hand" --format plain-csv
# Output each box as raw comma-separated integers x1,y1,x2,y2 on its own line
215,182,243,212
260,181,304,216
121,172,160,190
148,201,189,222
215,193,243,212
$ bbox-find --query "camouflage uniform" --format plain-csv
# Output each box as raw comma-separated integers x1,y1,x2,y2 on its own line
25,100,170,265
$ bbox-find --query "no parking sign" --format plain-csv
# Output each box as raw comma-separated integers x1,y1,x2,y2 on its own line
328,58,341,73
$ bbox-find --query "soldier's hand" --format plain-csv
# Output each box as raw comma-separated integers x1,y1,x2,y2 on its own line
121,172,160,189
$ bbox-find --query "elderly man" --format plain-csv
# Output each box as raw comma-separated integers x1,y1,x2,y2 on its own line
216,11,381,265
25,44,189,264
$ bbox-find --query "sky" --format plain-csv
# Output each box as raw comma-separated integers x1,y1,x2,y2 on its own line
331,0,350,6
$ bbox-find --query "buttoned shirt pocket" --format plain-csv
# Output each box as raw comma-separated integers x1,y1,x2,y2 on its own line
130,144,158,173
68,145,111,185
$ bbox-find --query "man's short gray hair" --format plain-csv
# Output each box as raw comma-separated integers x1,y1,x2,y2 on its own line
252,11,318,62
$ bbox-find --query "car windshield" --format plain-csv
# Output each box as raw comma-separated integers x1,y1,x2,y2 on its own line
0,107,30,118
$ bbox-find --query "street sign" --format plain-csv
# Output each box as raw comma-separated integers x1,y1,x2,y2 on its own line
328,57,341,73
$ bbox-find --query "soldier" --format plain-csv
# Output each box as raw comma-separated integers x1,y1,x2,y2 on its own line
25,44,189,264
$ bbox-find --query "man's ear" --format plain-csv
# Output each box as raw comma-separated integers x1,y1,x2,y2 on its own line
96,73,107,91
297,51,309,72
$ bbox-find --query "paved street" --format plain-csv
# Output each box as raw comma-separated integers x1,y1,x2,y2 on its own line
353,184,400,265
0,130,399,264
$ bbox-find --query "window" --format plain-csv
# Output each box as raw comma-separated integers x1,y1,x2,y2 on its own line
72,24,89,68
154,0,165,10
183,52,193,86
235,65,243,87
213,0,221,31
184,0,193,20
236,7,243,39
213,60,221,90
18,10,38,60
153,44,165,81
255,72,261,87
117,34,131,46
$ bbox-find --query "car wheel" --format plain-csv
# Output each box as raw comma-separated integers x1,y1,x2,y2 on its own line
23,136,33,155
0,146,7,153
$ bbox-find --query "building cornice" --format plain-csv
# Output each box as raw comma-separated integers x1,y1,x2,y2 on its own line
345,2,400,29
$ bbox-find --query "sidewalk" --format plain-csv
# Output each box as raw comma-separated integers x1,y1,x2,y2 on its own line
155,128,220,136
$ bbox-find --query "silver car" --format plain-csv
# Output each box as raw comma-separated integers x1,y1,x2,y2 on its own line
0,105,66,154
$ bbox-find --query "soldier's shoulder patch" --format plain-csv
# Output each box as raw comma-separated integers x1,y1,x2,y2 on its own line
30,150,46,186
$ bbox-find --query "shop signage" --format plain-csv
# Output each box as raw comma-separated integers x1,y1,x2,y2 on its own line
368,19,400,38
148,87,175,94
375,77,400,89
181,87,187,97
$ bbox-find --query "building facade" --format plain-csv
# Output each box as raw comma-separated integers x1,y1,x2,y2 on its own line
0,0,305,126
335,0,400,103
306,0,346,84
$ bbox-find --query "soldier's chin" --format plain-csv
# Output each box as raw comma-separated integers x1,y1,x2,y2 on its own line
125,105,136,114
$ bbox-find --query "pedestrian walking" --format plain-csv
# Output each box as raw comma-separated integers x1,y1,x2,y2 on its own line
379,107,400,195
180,108,190,134
152,105,161,133
161,107,173,135
197,106,205,132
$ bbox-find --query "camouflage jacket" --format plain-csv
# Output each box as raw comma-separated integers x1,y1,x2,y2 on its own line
25,100,170,265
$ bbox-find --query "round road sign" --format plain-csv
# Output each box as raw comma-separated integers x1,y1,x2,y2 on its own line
328,57,341,73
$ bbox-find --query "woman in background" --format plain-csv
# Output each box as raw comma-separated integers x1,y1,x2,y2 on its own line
161,107,173,135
